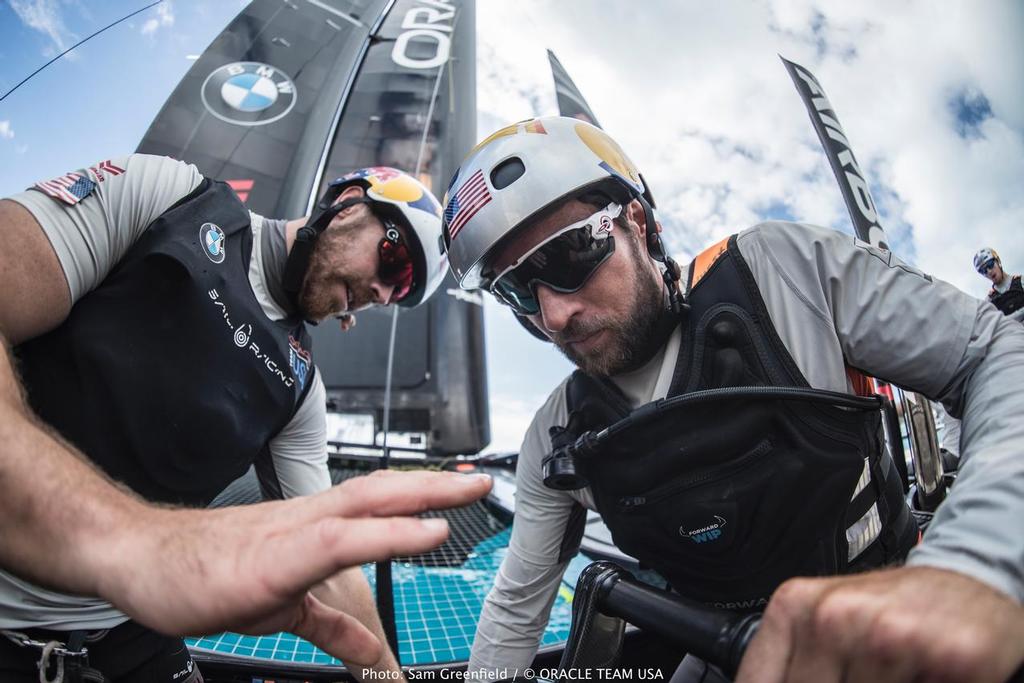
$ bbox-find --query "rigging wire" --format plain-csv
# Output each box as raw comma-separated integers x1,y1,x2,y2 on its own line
1,1,164,103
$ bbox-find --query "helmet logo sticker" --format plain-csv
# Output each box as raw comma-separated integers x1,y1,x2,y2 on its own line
445,169,492,241
574,123,643,191
200,223,226,263
201,62,296,127
466,118,549,157
335,167,441,216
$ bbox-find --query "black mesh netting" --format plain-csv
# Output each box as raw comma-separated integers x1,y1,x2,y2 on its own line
209,461,510,568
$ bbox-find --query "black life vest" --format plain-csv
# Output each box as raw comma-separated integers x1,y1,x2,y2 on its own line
16,180,316,506
989,275,1024,317
556,235,917,610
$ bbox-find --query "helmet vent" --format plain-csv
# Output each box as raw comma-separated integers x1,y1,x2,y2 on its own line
490,157,526,190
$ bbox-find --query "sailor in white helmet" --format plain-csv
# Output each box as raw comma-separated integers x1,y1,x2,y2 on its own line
974,247,1024,321
0,156,469,682
443,117,1024,683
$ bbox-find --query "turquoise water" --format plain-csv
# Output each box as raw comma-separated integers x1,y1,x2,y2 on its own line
187,528,592,666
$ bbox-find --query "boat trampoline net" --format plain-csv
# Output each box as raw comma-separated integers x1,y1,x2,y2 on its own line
210,458,511,568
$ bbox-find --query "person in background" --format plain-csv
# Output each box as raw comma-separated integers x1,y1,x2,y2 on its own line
974,247,1024,321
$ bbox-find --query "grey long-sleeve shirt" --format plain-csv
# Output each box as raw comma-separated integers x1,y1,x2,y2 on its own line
469,221,1024,676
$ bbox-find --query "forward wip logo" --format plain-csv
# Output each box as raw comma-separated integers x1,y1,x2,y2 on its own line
680,515,727,544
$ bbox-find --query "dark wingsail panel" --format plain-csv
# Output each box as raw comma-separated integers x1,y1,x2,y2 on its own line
781,56,889,249
139,0,488,455
547,49,601,127
139,0,388,218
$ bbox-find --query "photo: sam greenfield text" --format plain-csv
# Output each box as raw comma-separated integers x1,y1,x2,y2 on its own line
359,668,666,681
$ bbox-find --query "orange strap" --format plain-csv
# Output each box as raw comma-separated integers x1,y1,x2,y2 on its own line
690,236,730,289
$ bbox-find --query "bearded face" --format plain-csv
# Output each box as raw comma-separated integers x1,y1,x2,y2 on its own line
298,210,381,322
548,232,665,377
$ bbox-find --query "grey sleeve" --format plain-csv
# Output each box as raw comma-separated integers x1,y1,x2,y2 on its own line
7,154,204,304
264,371,331,498
469,379,578,679
739,222,1024,602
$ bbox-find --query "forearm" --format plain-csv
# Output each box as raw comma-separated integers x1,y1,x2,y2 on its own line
0,337,146,597
313,566,405,681
468,557,568,680
908,307,1024,601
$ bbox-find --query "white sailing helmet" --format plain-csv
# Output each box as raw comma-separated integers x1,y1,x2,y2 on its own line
973,247,1000,275
329,167,448,307
441,116,654,291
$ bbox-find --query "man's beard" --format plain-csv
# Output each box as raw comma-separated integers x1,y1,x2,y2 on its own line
298,224,373,321
552,249,669,377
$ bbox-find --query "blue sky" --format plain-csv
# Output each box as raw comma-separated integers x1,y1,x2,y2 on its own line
3,1,1022,452
0,2,245,188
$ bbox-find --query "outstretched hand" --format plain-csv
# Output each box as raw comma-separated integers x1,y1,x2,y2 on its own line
97,470,492,665
735,565,1024,683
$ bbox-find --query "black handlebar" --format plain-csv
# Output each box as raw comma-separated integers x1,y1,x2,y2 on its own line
580,562,1024,683
582,562,759,678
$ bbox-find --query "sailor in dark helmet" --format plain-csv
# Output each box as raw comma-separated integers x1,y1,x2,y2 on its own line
974,247,1024,321
0,156,463,682
445,117,1024,683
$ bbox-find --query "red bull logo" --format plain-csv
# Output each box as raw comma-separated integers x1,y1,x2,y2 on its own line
339,167,441,217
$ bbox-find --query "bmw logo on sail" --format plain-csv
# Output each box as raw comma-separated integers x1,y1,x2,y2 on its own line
201,62,296,126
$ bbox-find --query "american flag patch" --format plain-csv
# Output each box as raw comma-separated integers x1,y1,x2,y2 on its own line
34,160,125,206
34,172,97,206
444,169,492,240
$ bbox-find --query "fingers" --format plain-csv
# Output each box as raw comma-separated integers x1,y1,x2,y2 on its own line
307,470,492,521
735,579,804,683
290,592,383,666
737,568,1024,683
256,515,451,600
785,583,878,683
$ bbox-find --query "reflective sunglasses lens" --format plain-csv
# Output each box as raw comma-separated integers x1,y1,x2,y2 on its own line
493,227,615,315
379,234,414,301
493,278,540,316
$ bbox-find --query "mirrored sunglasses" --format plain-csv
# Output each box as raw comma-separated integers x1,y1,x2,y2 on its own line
378,223,415,303
490,203,621,316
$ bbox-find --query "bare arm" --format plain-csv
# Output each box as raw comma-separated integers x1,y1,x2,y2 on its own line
0,197,107,589
0,199,73,342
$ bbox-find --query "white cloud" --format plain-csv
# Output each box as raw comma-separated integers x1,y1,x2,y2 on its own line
141,1,175,36
476,0,1024,302
0,121,14,140
9,0,74,55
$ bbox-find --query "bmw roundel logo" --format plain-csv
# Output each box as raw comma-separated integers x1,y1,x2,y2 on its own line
201,62,296,127
200,222,226,263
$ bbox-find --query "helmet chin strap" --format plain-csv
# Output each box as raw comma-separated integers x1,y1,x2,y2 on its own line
637,195,687,315
282,194,373,311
